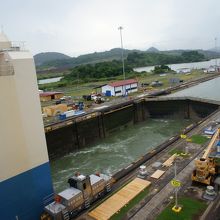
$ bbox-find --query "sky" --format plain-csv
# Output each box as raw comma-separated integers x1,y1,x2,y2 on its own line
1,0,220,56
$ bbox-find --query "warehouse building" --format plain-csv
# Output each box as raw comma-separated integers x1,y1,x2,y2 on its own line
101,79,138,96
40,91,64,101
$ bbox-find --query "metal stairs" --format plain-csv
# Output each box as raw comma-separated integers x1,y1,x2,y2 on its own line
62,209,70,220
84,192,90,208
106,182,111,192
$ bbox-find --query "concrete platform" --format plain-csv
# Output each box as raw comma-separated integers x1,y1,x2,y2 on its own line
162,154,177,167
150,170,165,179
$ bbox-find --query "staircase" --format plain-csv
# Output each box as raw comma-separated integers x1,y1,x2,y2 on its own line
84,192,90,208
62,209,70,220
106,182,111,192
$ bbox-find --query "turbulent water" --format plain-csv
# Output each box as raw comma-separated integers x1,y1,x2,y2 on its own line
50,118,191,192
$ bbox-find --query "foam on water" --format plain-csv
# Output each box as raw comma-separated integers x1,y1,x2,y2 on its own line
50,118,191,192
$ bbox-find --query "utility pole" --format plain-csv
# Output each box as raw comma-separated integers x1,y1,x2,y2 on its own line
118,26,125,80
171,158,182,213
215,37,218,68
174,161,178,208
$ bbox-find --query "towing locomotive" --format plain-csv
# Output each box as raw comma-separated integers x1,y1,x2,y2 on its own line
42,173,112,220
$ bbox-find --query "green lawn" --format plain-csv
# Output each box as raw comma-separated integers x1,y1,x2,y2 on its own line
110,188,149,220
169,149,184,155
38,69,208,107
190,135,209,145
156,197,207,220
38,69,206,95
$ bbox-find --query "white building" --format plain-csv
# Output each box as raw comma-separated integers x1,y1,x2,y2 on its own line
203,65,218,73
102,79,138,96
0,31,53,219
176,68,191,74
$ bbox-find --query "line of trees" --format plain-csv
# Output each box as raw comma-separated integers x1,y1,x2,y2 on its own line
63,51,206,82
64,60,133,81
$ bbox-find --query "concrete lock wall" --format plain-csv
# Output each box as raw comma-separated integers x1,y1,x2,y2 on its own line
45,99,219,160
102,105,134,136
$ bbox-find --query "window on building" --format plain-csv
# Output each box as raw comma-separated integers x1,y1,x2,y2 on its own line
131,86,137,90
83,183,87,190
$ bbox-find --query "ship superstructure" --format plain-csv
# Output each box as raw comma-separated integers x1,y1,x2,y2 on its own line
0,31,54,220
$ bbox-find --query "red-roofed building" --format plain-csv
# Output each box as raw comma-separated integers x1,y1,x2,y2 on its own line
102,79,138,96
39,91,64,102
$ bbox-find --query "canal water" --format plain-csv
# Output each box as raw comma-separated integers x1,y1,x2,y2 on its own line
38,76,63,84
134,58,220,72
50,118,191,192
168,76,220,102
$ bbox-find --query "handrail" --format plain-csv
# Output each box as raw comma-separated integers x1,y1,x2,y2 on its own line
202,128,219,159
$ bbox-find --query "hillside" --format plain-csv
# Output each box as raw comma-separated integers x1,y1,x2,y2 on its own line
35,48,220,72
160,49,220,60
34,52,71,66
37,48,140,70
63,50,207,83
146,47,160,53
208,47,220,53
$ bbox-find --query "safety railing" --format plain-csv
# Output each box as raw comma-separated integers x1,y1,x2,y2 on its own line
0,41,26,52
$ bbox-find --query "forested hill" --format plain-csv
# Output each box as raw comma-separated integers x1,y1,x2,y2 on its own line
34,52,70,66
63,51,207,82
35,48,139,69
126,50,206,67
35,48,220,71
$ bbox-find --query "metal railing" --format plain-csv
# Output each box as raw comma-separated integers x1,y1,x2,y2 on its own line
0,41,26,52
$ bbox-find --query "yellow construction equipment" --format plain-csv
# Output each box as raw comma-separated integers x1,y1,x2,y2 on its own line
191,128,219,185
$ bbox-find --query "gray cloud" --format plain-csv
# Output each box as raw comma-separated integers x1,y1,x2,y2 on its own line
1,0,219,56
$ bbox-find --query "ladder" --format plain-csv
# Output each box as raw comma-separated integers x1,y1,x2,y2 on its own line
84,192,90,208
106,182,111,192
62,209,70,220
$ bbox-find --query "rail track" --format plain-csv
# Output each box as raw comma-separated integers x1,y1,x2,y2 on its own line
76,108,220,220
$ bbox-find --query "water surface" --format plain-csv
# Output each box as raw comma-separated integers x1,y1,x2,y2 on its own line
134,58,220,72
38,76,63,84
50,118,191,192
168,76,220,102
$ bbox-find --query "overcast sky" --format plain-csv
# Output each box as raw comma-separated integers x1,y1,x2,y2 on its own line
1,0,220,56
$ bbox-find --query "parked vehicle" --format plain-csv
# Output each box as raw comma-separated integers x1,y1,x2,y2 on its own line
94,96,105,104
82,95,91,101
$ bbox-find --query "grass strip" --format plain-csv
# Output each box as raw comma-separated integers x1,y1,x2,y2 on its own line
156,197,207,220
191,135,208,145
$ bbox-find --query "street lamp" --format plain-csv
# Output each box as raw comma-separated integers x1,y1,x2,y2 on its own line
118,26,125,80
215,37,218,68
171,158,182,213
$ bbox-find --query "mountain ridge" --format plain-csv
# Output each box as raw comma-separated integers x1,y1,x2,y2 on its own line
35,48,220,72
34,52,71,66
